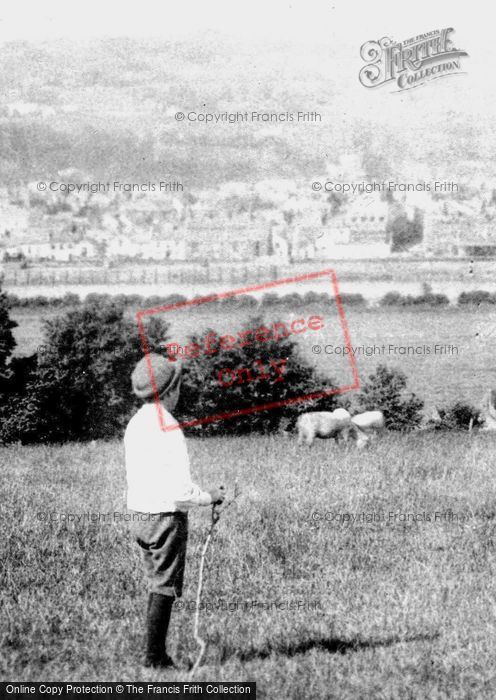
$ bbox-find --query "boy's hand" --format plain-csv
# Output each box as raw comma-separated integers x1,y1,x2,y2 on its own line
209,485,226,505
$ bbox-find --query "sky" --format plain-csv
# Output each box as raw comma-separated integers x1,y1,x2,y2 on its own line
0,0,490,47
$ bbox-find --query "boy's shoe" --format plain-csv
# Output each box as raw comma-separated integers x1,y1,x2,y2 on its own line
144,593,174,668
161,653,177,668
143,653,177,669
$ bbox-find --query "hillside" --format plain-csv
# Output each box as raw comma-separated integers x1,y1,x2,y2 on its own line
0,36,494,186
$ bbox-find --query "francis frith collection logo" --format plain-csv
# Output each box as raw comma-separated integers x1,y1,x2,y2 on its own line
359,28,468,91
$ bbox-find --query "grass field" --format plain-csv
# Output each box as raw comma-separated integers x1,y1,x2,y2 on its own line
2,431,496,698
11,304,496,411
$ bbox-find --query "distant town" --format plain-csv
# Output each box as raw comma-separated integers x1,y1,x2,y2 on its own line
2,155,496,268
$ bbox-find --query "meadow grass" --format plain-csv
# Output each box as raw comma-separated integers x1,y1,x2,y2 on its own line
2,430,496,698
11,305,496,412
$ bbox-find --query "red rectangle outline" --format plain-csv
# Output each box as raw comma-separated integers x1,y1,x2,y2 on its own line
136,268,361,431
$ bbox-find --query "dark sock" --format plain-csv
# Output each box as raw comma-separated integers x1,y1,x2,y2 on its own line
145,593,174,667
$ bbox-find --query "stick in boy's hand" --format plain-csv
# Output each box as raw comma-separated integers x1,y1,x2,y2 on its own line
190,482,240,677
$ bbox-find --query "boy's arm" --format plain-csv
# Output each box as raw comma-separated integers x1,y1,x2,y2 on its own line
174,482,213,508
174,483,226,509
166,426,224,508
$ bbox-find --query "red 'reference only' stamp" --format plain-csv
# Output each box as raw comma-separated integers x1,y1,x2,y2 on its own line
136,269,360,431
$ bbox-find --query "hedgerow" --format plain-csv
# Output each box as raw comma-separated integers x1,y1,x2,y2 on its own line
380,291,450,307
458,291,496,306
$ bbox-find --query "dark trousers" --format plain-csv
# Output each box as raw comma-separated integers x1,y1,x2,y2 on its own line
132,511,188,597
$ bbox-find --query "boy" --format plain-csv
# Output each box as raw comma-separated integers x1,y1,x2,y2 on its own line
125,353,225,668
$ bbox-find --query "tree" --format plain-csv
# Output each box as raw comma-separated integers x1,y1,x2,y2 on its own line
0,287,17,405
176,315,337,435
0,299,169,443
0,287,17,373
356,365,424,431
388,207,423,253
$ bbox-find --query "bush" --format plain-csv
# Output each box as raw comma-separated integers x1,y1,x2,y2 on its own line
142,295,166,308
221,294,258,309
83,292,112,306
430,401,482,431
0,291,17,404
380,291,405,307
0,287,17,379
6,294,21,307
61,292,81,307
339,293,366,307
0,289,19,429
458,291,496,306
109,294,130,308
278,293,303,308
413,293,449,307
355,364,424,431
303,292,333,306
48,296,65,308
176,314,336,435
124,293,146,307
161,294,188,306
31,295,50,307
380,291,449,307
260,293,280,308
7,293,81,309
259,291,342,310
0,299,170,443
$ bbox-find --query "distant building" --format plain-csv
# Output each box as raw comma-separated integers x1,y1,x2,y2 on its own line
423,200,496,257
139,240,179,261
107,238,141,259
7,102,56,118
9,176,496,265
309,196,390,259
0,204,28,238
181,223,271,261
15,239,97,262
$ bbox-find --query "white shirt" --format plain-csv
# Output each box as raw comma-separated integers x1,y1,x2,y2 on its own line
124,403,212,512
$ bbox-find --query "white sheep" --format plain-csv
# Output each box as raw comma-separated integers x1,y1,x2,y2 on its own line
296,408,353,447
